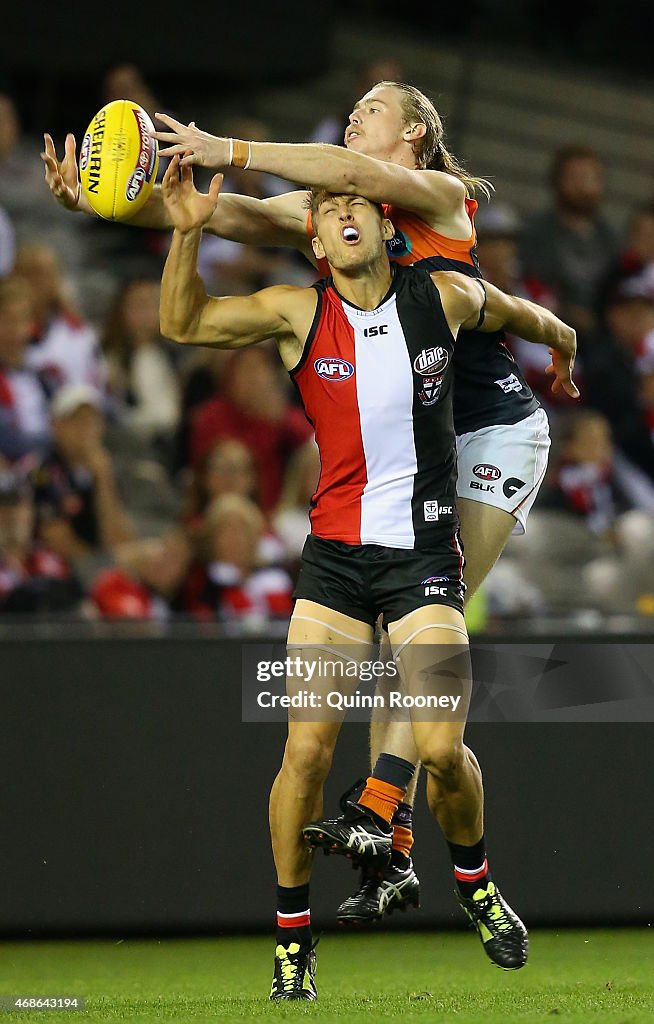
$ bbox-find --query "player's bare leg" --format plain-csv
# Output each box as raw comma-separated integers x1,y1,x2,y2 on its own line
269,600,373,1000
456,498,516,597
388,605,527,969
340,500,517,922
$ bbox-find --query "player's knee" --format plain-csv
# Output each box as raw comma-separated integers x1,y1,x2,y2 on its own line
284,731,335,784
418,739,464,783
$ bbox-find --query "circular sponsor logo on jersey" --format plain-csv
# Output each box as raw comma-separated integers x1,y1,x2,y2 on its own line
414,346,449,376
386,228,412,259
473,464,501,481
314,357,354,380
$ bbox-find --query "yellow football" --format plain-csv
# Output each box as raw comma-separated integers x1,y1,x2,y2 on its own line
79,99,159,221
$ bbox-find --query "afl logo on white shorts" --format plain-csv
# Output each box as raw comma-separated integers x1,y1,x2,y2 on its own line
473,464,501,481
414,347,449,376
314,358,354,380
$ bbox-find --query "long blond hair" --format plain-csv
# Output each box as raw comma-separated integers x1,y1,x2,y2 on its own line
377,81,493,200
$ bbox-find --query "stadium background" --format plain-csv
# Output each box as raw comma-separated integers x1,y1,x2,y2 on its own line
0,0,653,947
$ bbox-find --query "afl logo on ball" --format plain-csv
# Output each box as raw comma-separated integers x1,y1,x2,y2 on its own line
126,168,147,202
314,358,354,380
79,133,92,172
414,347,449,376
473,464,501,481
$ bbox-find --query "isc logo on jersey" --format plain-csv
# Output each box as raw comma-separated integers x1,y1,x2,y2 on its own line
314,358,354,380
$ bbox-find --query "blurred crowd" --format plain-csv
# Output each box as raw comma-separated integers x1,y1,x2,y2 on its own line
1,63,654,628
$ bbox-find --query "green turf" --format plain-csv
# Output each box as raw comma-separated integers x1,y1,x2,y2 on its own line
1,930,652,1022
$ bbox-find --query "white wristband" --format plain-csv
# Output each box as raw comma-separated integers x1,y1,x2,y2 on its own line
244,143,252,170
228,138,234,166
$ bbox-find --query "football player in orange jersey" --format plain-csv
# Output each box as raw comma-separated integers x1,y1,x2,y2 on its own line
43,82,551,923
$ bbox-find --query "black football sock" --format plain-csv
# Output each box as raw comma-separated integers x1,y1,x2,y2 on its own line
447,835,492,897
276,883,312,951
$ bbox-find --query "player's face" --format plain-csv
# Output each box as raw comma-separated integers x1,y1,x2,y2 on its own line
312,196,394,272
344,86,409,161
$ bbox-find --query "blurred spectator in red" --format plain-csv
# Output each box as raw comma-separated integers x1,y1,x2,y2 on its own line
584,268,654,479
12,244,104,394
599,204,654,311
185,438,259,525
32,384,135,566
0,279,50,461
517,409,654,614
91,531,191,620
509,407,654,610
273,439,321,568
619,204,654,275
475,203,571,409
190,346,312,512
0,464,81,614
520,145,617,332
0,94,86,273
540,410,654,534
183,494,293,624
102,278,180,442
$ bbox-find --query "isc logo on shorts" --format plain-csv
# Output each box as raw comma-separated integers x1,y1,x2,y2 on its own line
421,576,449,597
314,358,354,380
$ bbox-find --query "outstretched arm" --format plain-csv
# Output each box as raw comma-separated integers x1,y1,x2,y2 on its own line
151,116,465,221
41,133,312,253
159,156,300,351
433,272,579,399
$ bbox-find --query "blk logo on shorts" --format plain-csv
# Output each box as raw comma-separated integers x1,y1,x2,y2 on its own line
494,373,523,394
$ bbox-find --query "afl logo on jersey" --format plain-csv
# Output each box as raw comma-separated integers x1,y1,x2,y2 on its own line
414,347,449,376
473,464,501,481
314,357,354,380
386,228,412,259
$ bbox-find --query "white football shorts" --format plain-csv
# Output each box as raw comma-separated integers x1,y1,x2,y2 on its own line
455,407,551,535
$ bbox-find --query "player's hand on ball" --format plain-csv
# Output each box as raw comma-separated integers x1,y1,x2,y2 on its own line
152,114,227,167
41,133,81,210
161,154,223,233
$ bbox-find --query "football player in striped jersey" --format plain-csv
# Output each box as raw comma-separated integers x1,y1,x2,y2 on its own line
159,160,577,998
